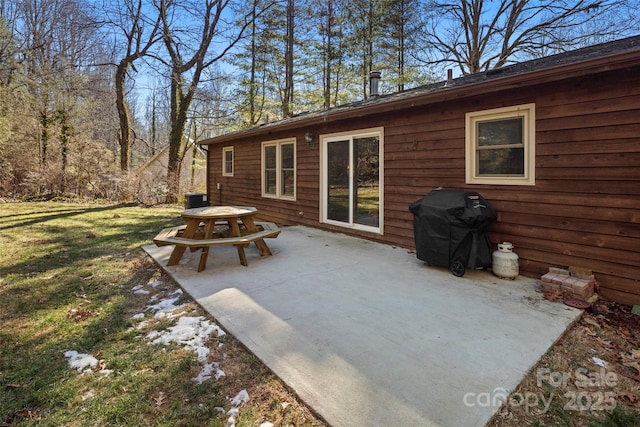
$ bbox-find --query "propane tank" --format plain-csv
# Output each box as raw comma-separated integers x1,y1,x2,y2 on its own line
492,242,519,280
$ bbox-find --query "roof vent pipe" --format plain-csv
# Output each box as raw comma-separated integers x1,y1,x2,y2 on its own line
369,71,381,98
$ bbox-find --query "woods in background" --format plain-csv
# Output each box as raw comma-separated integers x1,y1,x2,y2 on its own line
0,0,637,203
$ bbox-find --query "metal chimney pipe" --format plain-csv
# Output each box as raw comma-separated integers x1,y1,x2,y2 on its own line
369,71,381,97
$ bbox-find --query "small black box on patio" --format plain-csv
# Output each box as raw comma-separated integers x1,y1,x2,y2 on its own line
184,192,208,209
409,189,496,277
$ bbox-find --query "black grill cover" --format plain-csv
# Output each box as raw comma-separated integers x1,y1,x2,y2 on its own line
409,189,497,270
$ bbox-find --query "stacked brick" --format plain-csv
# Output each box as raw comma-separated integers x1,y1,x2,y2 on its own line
540,266,596,301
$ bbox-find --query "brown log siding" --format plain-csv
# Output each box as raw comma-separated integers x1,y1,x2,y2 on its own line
207,66,640,305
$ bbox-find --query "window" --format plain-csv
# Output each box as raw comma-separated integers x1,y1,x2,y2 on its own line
262,138,296,200
466,104,535,185
320,127,384,234
222,146,234,176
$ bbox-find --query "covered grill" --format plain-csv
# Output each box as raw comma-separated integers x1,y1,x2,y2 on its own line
409,189,497,277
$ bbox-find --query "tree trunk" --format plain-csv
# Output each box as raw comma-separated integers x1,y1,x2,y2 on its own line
151,90,157,155
165,70,185,204
115,62,131,171
190,120,198,190
165,124,183,204
283,0,294,117
58,108,72,193
397,1,405,92
249,0,258,125
39,110,49,167
324,0,332,109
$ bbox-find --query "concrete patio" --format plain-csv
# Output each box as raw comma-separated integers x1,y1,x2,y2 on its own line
143,225,581,427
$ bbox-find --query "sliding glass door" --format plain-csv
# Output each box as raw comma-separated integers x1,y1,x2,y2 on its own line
322,128,383,233
326,139,350,222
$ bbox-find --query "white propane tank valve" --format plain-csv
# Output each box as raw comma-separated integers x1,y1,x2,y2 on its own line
492,242,519,280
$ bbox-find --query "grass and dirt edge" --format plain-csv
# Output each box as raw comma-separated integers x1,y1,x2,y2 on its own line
486,297,640,427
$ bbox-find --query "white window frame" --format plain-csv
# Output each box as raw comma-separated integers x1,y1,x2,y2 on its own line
465,103,536,186
222,146,234,177
320,127,384,235
261,138,296,201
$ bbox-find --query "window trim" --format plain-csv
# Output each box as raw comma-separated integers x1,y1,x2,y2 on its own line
319,127,384,235
261,138,296,201
465,103,536,186
222,146,234,177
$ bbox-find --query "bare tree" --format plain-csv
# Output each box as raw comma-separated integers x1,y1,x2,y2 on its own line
156,0,254,203
19,0,63,168
422,0,635,75
19,1,95,175
0,4,19,86
143,82,163,157
101,0,162,172
0,0,112,196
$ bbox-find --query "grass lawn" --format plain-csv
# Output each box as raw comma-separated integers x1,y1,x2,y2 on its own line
0,201,324,426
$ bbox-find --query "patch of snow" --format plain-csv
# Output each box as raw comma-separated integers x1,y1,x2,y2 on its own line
145,295,186,318
193,364,214,384
132,284,150,294
260,423,274,427
592,356,607,367
145,316,225,363
147,278,163,288
226,419,236,427
132,285,234,399
135,320,151,330
193,362,226,384
230,389,249,406
225,389,250,427
81,390,95,401
145,295,180,312
99,369,113,376
64,351,98,372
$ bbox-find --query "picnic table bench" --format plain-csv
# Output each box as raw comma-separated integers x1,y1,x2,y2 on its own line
153,206,280,272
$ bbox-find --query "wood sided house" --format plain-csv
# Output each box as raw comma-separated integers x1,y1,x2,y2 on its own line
198,36,640,305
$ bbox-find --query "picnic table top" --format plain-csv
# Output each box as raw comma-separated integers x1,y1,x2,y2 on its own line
181,206,257,219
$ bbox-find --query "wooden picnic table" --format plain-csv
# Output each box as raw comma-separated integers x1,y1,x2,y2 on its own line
153,206,280,272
